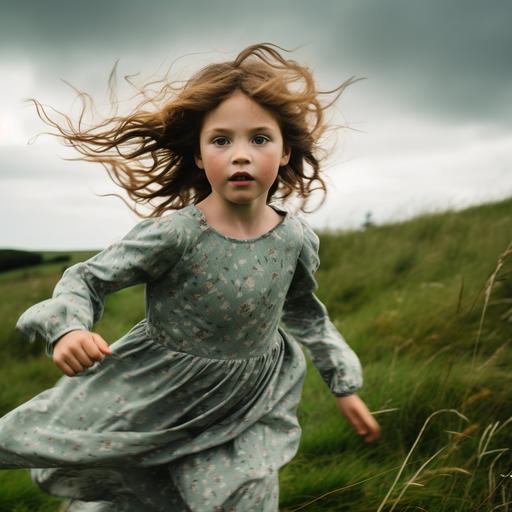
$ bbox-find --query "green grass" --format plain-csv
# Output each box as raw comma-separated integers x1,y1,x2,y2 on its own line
1,197,511,511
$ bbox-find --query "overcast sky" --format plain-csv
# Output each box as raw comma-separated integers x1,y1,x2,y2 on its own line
1,0,511,250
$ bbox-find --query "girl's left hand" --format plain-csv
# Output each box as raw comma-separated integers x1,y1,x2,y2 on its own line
335,393,381,443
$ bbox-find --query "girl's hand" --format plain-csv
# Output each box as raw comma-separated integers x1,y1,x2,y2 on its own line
335,393,381,443
52,330,113,377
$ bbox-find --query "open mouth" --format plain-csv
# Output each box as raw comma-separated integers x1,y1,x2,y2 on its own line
228,172,254,182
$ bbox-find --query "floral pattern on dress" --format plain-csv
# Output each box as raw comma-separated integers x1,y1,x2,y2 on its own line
2,203,363,511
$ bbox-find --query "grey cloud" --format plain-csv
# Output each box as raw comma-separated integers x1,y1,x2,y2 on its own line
314,0,512,124
3,0,510,126
0,0,293,54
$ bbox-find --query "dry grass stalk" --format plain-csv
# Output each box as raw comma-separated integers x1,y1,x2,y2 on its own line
472,241,512,370
476,340,510,372
376,409,469,512
461,388,492,409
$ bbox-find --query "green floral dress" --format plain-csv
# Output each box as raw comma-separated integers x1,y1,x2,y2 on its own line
1,203,363,511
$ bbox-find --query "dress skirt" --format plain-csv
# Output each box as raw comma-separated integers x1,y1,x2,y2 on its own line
1,320,307,511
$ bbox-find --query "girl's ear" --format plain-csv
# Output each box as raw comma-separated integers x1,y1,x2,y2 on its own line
194,150,204,170
280,144,291,166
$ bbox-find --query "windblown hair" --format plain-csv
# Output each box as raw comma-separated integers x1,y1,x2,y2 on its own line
27,42,365,217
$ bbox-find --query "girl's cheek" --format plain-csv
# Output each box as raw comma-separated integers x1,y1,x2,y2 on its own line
260,153,281,172
209,154,226,172
201,149,224,170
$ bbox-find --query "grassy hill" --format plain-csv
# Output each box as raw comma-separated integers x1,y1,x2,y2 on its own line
0,197,511,511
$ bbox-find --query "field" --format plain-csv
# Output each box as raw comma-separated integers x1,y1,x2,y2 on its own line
1,197,511,511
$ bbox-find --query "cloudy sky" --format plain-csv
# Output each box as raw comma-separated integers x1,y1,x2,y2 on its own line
1,0,511,250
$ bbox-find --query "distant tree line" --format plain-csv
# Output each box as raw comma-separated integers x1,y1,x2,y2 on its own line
0,250,70,273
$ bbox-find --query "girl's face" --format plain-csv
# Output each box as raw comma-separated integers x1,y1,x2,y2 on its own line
195,89,291,209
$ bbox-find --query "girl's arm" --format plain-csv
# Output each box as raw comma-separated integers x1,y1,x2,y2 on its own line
280,216,363,397
281,217,380,442
15,214,187,358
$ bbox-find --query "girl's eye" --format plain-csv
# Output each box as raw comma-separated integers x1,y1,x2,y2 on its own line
212,137,229,146
211,135,270,146
253,135,269,145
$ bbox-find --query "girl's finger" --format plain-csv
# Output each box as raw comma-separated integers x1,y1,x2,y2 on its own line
62,356,84,374
63,349,87,373
364,431,378,443
82,336,106,362
71,345,94,368
344,408,368,436
361,417,381,442
58,360,77,377
91,333,113,354
345,406,379,440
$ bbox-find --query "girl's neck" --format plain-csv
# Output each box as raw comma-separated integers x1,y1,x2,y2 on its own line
194,198,284,240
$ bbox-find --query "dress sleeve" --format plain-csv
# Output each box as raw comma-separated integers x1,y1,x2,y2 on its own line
15,214,186,358
281,216,363,397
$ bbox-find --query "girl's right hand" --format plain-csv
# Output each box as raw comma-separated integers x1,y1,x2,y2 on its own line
52,330,113,377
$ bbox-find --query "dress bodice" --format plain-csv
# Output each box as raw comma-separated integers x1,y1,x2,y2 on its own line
15,203,363,397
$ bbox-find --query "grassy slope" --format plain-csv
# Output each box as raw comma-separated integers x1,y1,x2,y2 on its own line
1,197,511,511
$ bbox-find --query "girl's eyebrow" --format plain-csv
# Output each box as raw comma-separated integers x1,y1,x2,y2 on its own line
206,126,276,135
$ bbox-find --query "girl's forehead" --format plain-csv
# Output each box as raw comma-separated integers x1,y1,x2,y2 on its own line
202,91,280,132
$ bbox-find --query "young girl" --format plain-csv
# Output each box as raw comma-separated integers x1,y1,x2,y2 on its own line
1,42,380,511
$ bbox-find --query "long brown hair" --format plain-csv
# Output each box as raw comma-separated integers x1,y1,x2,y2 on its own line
27,42,365,217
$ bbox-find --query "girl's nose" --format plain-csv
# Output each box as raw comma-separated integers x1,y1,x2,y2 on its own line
231,141,252,164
